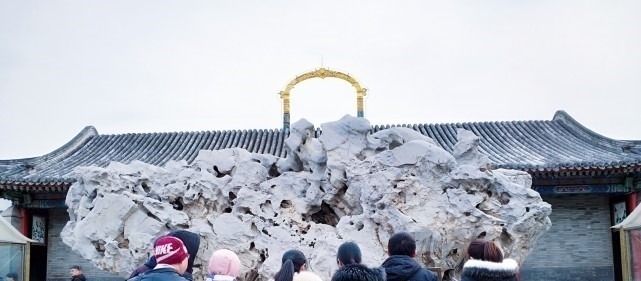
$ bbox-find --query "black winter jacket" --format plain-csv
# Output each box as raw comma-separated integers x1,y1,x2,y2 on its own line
382,255,437,281
460,259,518,281
71,274,87,281
332,264,386,281
139,267,188,281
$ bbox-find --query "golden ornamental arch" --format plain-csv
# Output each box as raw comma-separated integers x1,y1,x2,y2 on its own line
279,68,367,131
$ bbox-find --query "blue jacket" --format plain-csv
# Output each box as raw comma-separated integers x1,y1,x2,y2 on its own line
382,255,437,281
130,257,194,281
138,267,188,281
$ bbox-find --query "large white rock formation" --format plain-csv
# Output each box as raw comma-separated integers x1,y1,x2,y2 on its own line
62,115,551,281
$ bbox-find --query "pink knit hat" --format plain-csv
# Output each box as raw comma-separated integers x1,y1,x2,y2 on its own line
208,249,241,277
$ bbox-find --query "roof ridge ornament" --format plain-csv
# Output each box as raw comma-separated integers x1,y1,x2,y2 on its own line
553,110,637,147
278,68,367,131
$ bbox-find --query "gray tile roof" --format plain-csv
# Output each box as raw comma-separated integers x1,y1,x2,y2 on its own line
1,110,640,189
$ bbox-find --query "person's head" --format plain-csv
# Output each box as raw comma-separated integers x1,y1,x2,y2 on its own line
154,236,190,274
69,266,83,277
337,242,362,267
5,272,18,281
467,239,504,263
274,250,307,281
208,249,241,278
387,232,416,257
168,230,201,274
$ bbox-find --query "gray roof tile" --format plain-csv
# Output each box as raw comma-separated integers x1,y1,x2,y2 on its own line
1,110,640,186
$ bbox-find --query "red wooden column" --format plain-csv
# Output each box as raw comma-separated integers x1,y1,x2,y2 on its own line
19,206,30,236
627,191,638,215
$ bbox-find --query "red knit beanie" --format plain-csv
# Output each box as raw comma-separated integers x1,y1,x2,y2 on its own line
154,236,189,265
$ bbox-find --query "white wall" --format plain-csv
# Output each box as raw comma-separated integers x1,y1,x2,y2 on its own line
0,199,11,211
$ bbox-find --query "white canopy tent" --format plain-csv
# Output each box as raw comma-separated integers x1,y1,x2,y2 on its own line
613,205,641,231
0,216,34,281
612,205,641,281
0,216,35,244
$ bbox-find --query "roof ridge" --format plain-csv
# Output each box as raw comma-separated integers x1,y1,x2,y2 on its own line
69,117,561,138
97,128,284,137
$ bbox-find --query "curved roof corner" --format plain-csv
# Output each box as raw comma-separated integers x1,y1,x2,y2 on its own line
0,126,98,165
38,126,99,162
553,110,603,138
552,110,637,147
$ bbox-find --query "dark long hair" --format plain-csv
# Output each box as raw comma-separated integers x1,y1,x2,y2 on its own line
467,239,504,263
274,250,307,281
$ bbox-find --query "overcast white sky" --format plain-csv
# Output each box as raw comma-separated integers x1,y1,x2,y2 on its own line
0,1,640,160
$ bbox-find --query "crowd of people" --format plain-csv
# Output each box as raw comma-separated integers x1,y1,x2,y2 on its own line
123,230,518,281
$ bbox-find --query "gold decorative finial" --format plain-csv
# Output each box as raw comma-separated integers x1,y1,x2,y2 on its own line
278,68,367,131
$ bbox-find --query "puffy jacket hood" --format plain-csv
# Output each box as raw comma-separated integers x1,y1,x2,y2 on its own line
168,230,200,274
382,255,423,281
332,264,386,281
144,256,157,268
461,258,519,281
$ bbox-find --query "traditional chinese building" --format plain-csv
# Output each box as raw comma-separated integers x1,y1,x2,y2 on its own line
1,110,640,281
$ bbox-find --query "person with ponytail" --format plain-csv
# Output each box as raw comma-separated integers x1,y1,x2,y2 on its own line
337,242,362,267
461,239,519,281
273,250,317,281
332,242,386,281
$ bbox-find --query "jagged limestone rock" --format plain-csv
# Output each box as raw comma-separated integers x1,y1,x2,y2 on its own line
62,115,551,281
